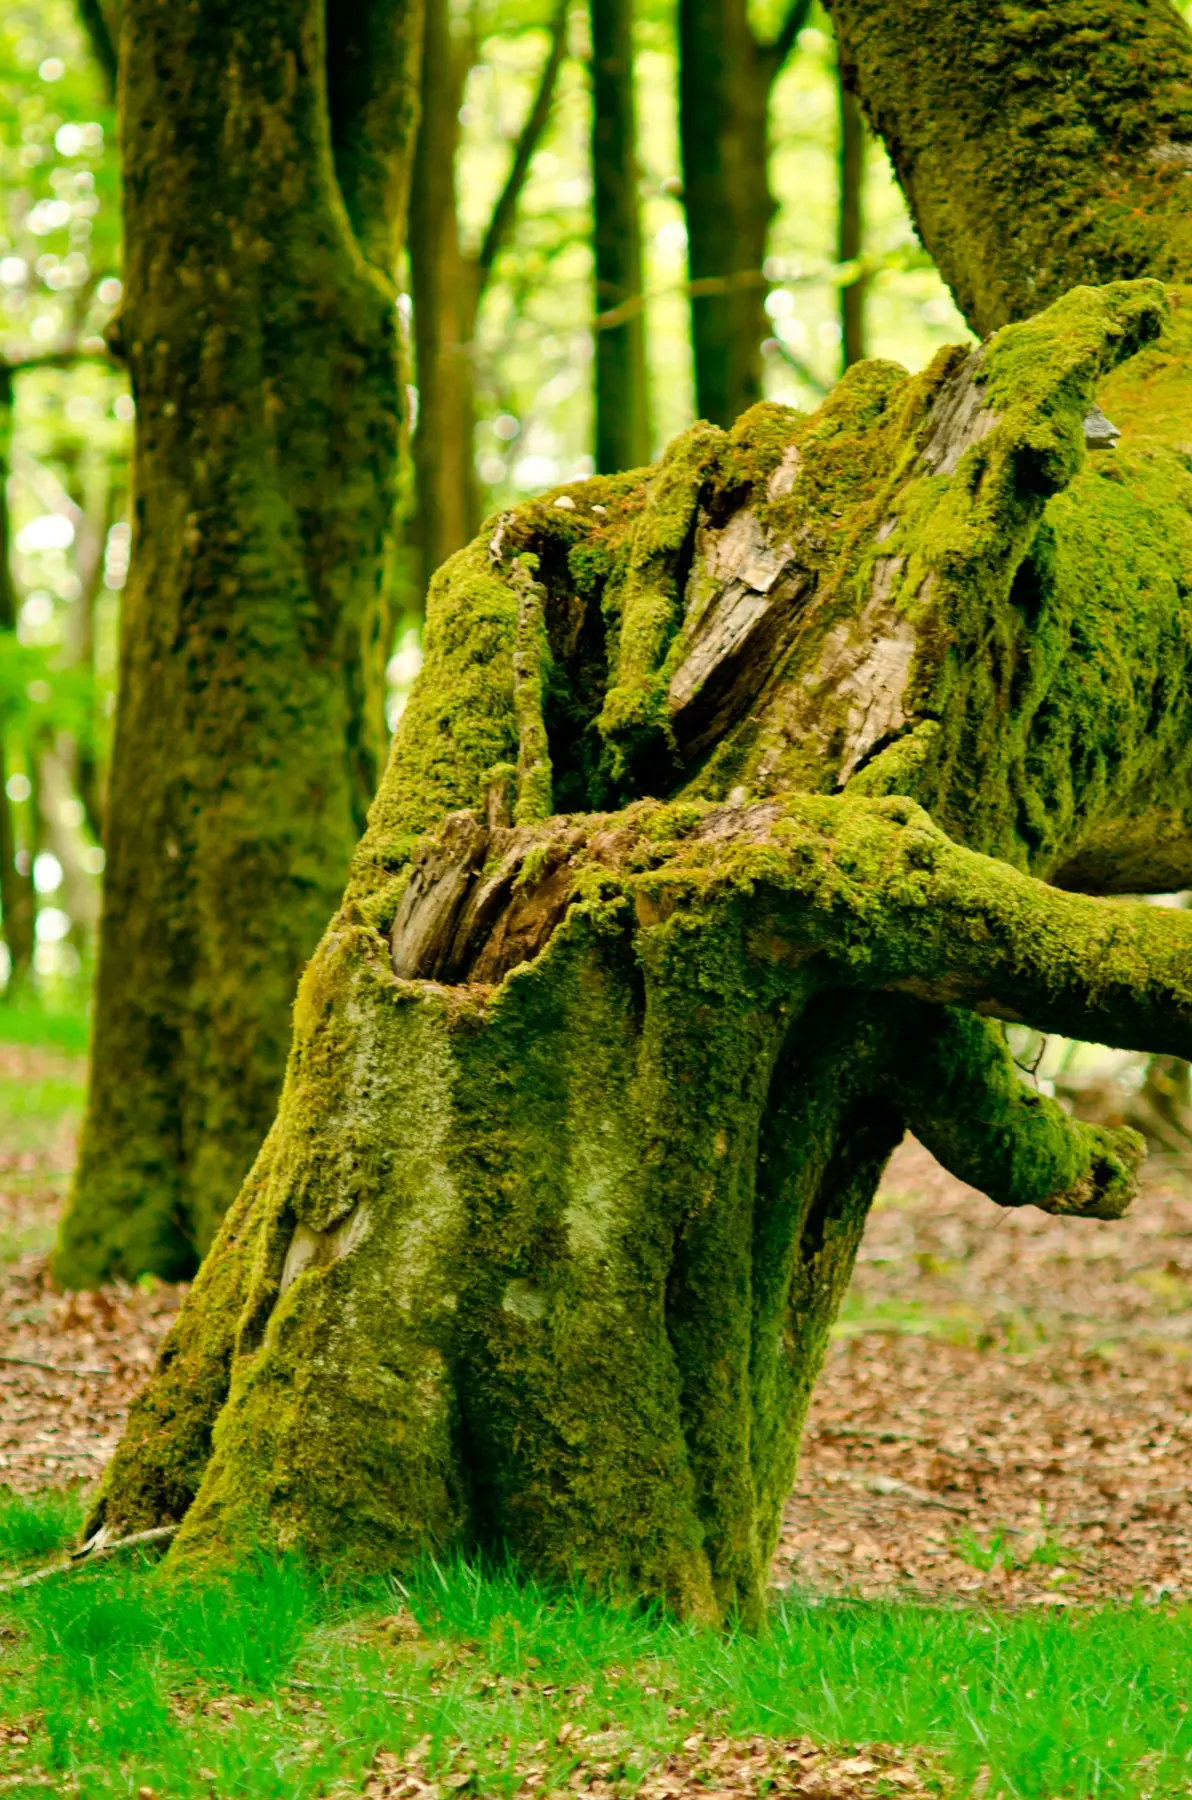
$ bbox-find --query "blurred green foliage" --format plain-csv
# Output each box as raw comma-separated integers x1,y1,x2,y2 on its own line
0,0,125,994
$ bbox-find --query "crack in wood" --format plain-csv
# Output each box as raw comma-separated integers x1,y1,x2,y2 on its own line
667,505,817,764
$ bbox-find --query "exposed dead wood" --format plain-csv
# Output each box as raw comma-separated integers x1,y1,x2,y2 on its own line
390,811,491,980
280,1202,373,1296
667,505,816,761
391,801,786,989
918,347,998,477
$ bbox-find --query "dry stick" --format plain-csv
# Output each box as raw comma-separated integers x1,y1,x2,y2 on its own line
0,1353,111,1377
0,1524,178,1594
286,1675,409,1704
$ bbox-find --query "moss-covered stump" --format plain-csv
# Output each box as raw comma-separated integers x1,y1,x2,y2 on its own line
89,281,1192,1621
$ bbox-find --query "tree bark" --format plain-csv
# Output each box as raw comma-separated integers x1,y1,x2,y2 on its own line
837,69,866,370
409,0,474,586
677,0,808,428
591,0,650,471
409,0,570,579
826,0,1192,337
54,0,423,1286
91,5,1192,1619
75,0,119,102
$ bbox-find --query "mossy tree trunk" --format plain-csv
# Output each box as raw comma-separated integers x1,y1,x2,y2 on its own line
677,0,809,428
826,0,1192,338
54,0,423,1286
93,4,1192,1623
591,0,651,471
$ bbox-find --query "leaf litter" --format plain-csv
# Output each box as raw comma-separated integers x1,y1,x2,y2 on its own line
778,1136,1192,1607
6,1042,1192,1793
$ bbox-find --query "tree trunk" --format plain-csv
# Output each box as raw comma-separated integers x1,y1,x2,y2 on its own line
837,70,866,370
0,372,35,988
91,4,1192,1620
0,738,34,990
54,0,423,1287
591,0,650,471
408,0,569,581
409,0,475,587
827,0,1192,337
676,0,811,428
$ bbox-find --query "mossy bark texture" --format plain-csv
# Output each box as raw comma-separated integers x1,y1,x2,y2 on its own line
95,271,1192,1621
55,0,423,1286
826,0,1192,338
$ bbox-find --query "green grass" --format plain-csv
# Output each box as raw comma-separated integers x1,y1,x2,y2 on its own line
0,991,90,1057
1,1499,1191,1799
951,1525,1077,1577
0,1485,86,1567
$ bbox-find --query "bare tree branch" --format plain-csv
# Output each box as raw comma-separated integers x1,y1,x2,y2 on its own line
761,0,813,73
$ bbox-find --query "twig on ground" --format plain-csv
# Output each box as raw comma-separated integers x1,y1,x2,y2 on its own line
860,1475,971,1514
0,1523,178,1593
0,1354,111,1377
285,1675,407,1703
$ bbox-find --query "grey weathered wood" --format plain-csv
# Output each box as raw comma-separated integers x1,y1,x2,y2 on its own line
666,505,816,762
918,348,999,477
390,811,491,980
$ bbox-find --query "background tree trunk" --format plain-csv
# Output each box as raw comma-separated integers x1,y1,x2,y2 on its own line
837,69,866,371
75,0,119,103
54,0,423,1287
409,0,475,588
677,0,808,428
91,1,1192,1619
591,0,650,470
0,373,35,988
408,0,570,586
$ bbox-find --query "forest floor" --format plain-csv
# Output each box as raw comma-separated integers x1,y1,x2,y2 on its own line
6,1023,1192,1798
5,1035,1192,1610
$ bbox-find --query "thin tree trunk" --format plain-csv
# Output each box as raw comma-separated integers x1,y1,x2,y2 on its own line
0,372,34,987
591,0,650,471
61,456,118,845
54,0,424,1287
92,0,1192,1618
677,0,808,428
0,745,34,989
678,0,770,428
75,0,119,101
409,0,570,579
837,70,866,370
409,0,473,588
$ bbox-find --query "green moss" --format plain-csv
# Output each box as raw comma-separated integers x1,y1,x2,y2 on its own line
55,0,422,1289
827,0,1192,336
597,422,726,787
98,279,1192,1623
